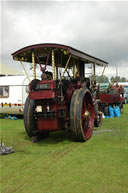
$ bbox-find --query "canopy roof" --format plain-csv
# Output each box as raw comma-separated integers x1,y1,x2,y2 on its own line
12,43,108,67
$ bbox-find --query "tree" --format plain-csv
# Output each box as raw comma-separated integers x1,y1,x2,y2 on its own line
110,76,115,82
120,77,127,82
96,75,109,83
110,76,127,83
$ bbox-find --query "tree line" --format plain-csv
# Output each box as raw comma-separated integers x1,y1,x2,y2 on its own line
95,75,128,83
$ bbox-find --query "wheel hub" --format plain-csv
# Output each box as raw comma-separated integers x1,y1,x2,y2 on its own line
84,111,90,118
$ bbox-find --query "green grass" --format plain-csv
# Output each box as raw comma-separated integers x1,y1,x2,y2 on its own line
0,105,128,193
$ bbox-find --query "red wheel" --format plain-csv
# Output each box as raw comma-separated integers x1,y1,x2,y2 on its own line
70,88,94,141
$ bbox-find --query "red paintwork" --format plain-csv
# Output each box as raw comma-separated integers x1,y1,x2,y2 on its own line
97,85,124,104
97,93,120,104
29,80,68,131
29,80,59,100
39,80,56,89
30,90,56,100
38,119,61,131
66,81,82,101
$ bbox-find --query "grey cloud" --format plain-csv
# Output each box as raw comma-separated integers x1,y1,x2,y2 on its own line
1,1,128,78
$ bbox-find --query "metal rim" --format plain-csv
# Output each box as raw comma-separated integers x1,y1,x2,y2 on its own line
80,90,94,140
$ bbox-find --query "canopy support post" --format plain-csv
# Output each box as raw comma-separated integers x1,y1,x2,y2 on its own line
32,51,36,79
100,66,106,82
52,50,55,80
101,66,106,76
61,55,71,81
93,63,96,81
73,64,75,78
20,61,30,82
76,61,80,77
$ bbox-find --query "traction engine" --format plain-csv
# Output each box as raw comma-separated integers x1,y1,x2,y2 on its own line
12,43,108,142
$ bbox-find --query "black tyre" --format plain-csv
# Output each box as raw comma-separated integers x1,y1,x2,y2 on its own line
24,96,49,140
24,96,38,137
124,98,127,104
70,88,94,142
104,106,109,116
119,103,123,114
94,101,102,127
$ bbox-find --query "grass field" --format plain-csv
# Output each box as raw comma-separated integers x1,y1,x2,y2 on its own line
0,105,128,193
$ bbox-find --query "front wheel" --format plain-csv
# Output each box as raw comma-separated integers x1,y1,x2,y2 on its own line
24,96,38,137
70,88,94,142
24,96,50,141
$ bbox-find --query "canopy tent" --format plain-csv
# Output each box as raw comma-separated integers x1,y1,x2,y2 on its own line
0,63,23,76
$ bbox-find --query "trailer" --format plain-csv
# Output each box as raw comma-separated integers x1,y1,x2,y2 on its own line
97,82,124,116
12,43,108,142
0,75,30,115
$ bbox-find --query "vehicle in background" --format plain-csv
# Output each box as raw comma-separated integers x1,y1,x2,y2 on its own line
0,75,31,115
97,82,124,116
115,82,128,104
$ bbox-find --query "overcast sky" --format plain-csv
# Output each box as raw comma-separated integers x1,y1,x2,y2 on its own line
1,0,128,78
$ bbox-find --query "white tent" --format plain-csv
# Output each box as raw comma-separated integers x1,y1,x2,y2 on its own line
0,63,23,75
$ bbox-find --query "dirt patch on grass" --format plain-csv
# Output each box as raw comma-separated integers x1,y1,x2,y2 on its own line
93,129,113,135
51,143,79,162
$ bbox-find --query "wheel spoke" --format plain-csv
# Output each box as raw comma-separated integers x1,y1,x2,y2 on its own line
83,99,86,109
82,101,94,139
81,114,85,120
82,118,88,130
87,103,92,111
82,99,86,114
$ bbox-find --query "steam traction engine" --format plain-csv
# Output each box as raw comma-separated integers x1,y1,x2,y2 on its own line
12,44,108,142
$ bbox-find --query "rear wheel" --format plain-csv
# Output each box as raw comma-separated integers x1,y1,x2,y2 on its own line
70,88,94,142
